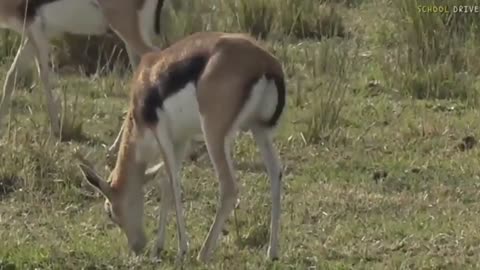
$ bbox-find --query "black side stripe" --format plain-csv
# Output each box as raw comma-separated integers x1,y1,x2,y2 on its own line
141,54,209,125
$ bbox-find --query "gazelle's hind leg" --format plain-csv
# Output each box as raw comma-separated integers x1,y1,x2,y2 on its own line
251,126,283,260
99,0,157,67
29,24,61,136
197,119,239,262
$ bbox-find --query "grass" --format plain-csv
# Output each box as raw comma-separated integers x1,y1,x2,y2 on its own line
2,0,480,269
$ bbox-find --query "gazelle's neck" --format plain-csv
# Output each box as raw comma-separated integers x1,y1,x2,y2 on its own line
110,112,147,191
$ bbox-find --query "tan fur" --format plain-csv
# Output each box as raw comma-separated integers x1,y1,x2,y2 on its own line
96,0,154,55
76,31,286,263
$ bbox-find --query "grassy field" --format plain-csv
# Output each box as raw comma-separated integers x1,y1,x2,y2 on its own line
2,0,480,269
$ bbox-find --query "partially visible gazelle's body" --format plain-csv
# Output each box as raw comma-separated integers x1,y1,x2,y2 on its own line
76,31,286,262
0,0,165,137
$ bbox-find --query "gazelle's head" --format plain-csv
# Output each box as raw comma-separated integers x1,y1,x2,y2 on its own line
74,151,162,255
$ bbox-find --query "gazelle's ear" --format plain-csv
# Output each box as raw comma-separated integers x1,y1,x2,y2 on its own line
74,152,113,200
144,162,165,184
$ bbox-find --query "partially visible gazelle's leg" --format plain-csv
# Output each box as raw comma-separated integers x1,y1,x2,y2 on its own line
125,44,141,69
100,0,155,60
252,126,283,260
152,176,173,258
29,25,61,136
153,128,189,263
153,139,190,258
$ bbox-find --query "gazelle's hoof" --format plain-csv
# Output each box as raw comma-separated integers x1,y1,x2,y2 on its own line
174,249,187,266
267,246,279,261
151,245,163,261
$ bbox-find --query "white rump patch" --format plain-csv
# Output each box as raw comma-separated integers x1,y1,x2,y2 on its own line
234,75,277,132
257,78,279,123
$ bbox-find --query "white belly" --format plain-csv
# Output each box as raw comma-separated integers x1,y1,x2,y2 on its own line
162,82,203,143
39,0,109,35
135,83,203,164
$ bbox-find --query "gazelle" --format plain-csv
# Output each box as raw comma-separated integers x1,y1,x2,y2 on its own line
0,0,166,137
75,31,286,263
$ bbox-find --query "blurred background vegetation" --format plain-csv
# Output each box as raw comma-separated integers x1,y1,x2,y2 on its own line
1,0,479,144
2,0,478,101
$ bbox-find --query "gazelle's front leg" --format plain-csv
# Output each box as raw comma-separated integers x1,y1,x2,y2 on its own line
29,25,61,136
152,139,189,259
152,176,173,258
152,128,189,263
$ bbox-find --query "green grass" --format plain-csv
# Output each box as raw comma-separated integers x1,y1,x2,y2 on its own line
2,0,480,269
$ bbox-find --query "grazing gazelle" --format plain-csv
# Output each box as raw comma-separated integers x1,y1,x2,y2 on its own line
0,0,166,137
75,31,286,263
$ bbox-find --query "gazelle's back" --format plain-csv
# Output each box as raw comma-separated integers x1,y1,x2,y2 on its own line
133,32,285,130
